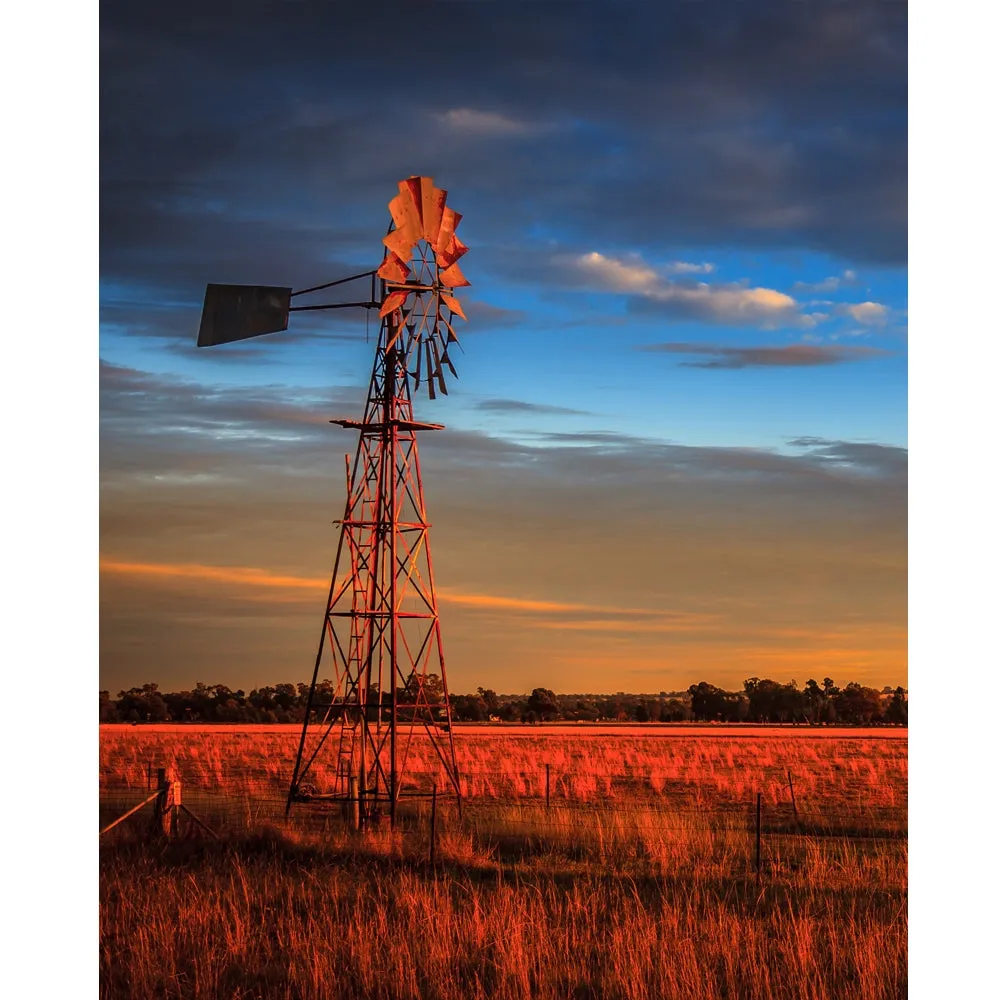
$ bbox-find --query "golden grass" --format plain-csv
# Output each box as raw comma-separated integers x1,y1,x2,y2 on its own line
99,727,906,999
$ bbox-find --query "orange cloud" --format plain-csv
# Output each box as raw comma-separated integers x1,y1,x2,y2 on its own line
101,559,328,592
534,617,715,634
100,558,670,619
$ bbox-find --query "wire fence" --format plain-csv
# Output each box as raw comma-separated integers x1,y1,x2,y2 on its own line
100,759,907,893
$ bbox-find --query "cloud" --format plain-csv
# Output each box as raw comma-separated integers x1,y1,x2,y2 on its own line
575,251,807,328
101,559,327,593
100,557,694,620
475,399,591,417
665,261,716,275
438,108,538,136
786,436,908,477
460,299,526,329
841,301,890,325
577,252,660,293
792,269,859,293
637,342,890,369
100,0,908,352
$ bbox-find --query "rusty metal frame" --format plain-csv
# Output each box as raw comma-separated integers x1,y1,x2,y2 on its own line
287,178,467,828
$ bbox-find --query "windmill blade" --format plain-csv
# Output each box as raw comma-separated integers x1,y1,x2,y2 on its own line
377,253,410,282
400,177,423,213
440,292,467,320
402,320,417,368
435,207,462,254
440,346,458,379
383,227,416,261
425,339,436,400
197,284,292,347
436,234,469,270
439,263,471,289
412,331,423,387
430,337,449,395
391,184,422,242
442,316,461,345
420,178,446,244
379,289,408,320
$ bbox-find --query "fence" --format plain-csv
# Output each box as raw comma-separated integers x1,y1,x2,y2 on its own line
100,761,907,891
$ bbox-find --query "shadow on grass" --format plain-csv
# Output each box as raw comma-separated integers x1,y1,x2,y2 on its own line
100,823,905,924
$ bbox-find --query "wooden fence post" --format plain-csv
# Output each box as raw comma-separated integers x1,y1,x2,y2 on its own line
153,767,181,839
545,764,551,812
755,792,762,880
349,775,360,832
429,784,438,867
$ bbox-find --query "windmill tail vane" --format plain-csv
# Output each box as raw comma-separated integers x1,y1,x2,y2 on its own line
195,177,470,827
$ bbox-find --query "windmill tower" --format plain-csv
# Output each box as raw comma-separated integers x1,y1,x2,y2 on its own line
197,177,469,827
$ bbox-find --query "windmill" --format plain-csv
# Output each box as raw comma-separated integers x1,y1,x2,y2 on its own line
196,176,469,827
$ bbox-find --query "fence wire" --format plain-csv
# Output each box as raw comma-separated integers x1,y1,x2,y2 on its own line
100,759,907,895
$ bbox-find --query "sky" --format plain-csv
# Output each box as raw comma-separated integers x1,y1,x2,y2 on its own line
99,0,907,696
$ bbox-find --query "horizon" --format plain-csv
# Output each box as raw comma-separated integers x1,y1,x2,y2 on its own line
102,675,906,700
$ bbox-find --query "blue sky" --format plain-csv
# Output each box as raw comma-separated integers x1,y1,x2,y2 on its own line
99,0,907,694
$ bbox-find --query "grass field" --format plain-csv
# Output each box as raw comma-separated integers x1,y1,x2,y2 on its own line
99,726,907,999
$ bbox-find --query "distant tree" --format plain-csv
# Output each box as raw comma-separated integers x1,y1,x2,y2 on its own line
744,678,804,723
569,699,600,722
116,683,170,723
273,683,298,710
635,699,662,723
400,671,444,704
99,690,118,723
527,688,559,721
451,694,487,722
688,682,728,721
499,701,522,722
834,682,884,725
660,698,693,722
477,687,500,714
885,686,908,725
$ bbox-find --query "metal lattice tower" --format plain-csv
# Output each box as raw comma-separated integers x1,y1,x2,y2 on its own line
196,177,470,828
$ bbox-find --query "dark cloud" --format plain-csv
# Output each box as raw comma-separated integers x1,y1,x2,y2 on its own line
787,436,908,478
101,362,906,492
460,300,527,330
101,0,906,341
637,343,891,369
475,399,591,416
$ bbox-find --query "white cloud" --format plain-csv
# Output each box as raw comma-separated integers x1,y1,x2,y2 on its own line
792,269,860,294
578,252,659,293
665,260,716,275
577,251,802,327
842,301,890,325
439,108,535,136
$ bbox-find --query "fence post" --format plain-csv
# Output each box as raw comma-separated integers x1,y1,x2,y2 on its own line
168,770,181,839
153,767,180,839
787,770,799,827
349,775,360,832
755,792,762,880
545,764,551,812
429,784,438,867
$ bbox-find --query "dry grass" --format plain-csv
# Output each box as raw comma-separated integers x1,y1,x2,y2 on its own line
99,727,906,999
100,726,907,815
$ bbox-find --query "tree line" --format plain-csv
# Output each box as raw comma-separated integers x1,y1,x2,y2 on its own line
100,675,906,726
